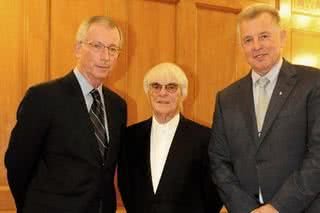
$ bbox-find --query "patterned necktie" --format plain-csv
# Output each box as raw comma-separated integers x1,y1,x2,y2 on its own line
90,89,107,157
255,77,270,135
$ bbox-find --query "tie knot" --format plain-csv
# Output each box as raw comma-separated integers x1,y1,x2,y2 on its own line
256,77,270,88
90,89,101,102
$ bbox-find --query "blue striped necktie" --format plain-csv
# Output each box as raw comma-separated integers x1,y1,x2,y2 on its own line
90,89,107,157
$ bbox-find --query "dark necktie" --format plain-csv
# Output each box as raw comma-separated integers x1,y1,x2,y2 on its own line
90,89,107,157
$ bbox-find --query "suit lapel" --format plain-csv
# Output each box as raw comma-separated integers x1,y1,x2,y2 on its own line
155,115,187,195
62,71,102,164
238,74,260,146
102,88,114,163
259,60,297,144
141,119,155,197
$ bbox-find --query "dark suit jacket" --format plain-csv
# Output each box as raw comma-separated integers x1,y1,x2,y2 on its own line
118,115,222,213
209,59,320,213
5,71,127,213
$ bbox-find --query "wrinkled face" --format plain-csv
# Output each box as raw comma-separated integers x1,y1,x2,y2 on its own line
239,13,286,75
75,23,121,86
148,80,182,120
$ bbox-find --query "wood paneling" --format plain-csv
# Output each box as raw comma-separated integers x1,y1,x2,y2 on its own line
50,0,107,79
175,0,198,118
24,0,50,88
0,187,15,210
126,0,177,124
0,0,24,211
195,2,240,125
2,0,320,212
291,29,320,67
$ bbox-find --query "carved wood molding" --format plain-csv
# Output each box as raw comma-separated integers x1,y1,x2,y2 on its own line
196,2,241,14
144,0,180,4
292,0,320,16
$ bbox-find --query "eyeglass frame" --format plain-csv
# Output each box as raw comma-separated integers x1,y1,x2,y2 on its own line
149,82,179,94
81,40,121,56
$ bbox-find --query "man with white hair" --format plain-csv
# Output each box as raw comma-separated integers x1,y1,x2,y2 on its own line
118,62,222,213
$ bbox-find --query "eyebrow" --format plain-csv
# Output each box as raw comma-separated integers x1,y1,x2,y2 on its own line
89,40,120,47
242,31,271,39
259,31,271,35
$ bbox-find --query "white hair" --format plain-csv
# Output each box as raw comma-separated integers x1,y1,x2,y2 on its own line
143,62,188,98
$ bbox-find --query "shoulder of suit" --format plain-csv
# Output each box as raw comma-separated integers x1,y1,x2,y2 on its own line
125,119,151,139
180,116,211,133
24,73,69,99
127,118,151,130
180,117,211,145
102,86,126,105
292,63,320,77
215,74,249,100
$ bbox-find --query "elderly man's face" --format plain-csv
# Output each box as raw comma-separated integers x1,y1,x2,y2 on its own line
148,80,182,121
75,23,121,87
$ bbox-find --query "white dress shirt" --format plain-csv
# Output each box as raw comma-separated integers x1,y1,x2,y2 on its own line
150,113,180,193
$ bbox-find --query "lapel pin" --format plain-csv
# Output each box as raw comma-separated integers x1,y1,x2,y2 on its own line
279,91,283,96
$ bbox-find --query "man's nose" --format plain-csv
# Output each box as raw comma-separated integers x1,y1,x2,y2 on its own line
158,86,168,95
100,48,110,60
252,38,262,50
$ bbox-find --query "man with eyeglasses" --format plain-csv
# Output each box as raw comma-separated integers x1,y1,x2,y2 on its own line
118,62,222,213
5,16,127,213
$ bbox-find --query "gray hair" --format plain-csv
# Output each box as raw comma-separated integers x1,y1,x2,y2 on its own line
76,16,123,48
237,4,280,33
143,62,188,98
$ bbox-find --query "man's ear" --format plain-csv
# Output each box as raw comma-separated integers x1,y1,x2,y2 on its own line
75,42,82,59
280,29,287,48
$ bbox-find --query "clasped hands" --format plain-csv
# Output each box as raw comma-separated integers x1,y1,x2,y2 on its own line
250,204,279,213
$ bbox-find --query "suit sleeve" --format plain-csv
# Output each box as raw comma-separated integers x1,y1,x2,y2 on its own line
118,128,132,212
202,136,223,213
270,82,320,212
4,87,50,210
208,92,259,213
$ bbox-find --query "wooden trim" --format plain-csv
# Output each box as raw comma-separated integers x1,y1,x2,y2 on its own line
291,28,320,36
196,2,241,14
21,0,27,96
0,187,15,210
47,0,51,80
144,0,180,4
275,0,280,10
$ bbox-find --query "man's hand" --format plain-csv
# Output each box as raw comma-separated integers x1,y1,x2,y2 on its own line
250,204,279,213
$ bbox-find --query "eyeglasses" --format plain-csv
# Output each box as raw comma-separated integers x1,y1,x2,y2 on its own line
82,41,121,56
149,82,179,94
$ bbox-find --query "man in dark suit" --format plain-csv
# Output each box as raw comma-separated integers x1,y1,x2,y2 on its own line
118,62,222,213
209,4,320,213
5,16,127,213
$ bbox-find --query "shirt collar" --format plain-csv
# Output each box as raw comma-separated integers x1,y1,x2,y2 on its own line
152,113,180,130
73,68,103,97
251,58,283,86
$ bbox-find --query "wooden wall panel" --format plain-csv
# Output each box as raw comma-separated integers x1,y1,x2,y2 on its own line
126,0,177,124
0,0,25,211
195,2,240,126
280,0,320,69
3,0,320,212
176,0,198,119
291,30,320,68
24,0,50,88
104,0,128,99
50,0,107,79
